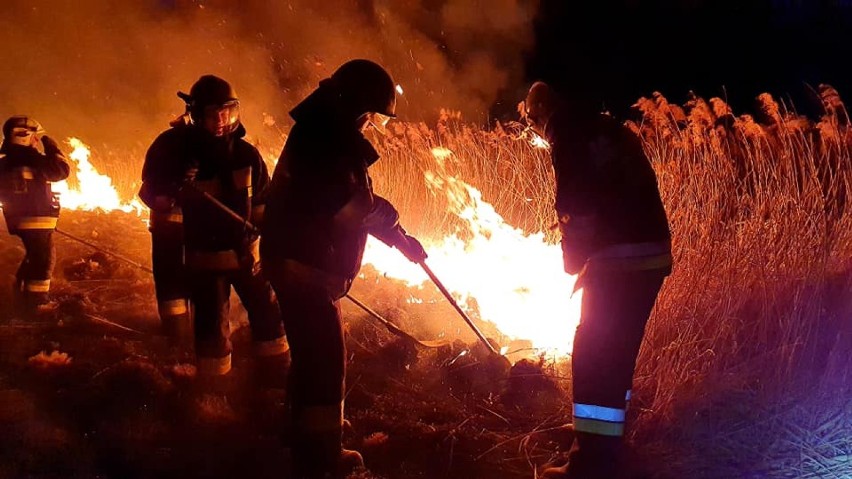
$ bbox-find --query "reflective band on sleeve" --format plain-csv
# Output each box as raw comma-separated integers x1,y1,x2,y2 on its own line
24,279,51,293
186,249,241,271
573,418,625,437
295,403,344,434
574,403,626,423
197,354,232,376
254,336,289,357
17,216,58,230
232,167,252,189
158,298,188,316
18,167,34,180
150,208,183,224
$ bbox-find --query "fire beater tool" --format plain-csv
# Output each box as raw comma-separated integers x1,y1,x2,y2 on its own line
416,260,502,357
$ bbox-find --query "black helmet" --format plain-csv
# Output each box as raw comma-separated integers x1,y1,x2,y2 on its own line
329,59,396,118
178,75,241,135
2,116,43,139
523,81,557,133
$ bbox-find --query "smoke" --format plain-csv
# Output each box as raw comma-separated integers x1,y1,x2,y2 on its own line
0,0,538,155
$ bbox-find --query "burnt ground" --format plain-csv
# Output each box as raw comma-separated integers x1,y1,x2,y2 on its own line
0,210,577,479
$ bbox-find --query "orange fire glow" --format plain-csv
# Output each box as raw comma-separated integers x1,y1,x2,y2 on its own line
52,138,145,215
362,147,581,356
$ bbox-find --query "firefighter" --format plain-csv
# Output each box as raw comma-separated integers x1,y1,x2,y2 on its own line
260,59,427,478
0,117,70,312
139,75,287,378
524,82,672,479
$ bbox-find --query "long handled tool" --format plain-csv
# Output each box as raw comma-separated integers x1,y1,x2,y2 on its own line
55,228,154,274
418,261,500,356
185,185,446,348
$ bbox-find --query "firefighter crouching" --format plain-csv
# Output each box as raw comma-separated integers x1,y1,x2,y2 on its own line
139,75,287,378
261,59,428,478
0,117,70,312
524,82,672,479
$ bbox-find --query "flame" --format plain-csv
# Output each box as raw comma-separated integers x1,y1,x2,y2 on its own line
529,132,550,149
52,138,145,215
362,148,581,356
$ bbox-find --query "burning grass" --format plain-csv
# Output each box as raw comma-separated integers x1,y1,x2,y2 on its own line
0,87,850,478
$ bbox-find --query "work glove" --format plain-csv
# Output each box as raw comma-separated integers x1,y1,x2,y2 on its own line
558,214,597,275
40,135,61,154
395,233,428,263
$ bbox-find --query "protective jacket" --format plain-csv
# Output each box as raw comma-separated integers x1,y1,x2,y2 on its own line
545,108,671,275
0,139,70,233
140,123,268,270
261,88,407,287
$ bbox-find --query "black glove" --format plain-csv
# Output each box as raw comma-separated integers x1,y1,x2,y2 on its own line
40,135,60,153
396,234,428,263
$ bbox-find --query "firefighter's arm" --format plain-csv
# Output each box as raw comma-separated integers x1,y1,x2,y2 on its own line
37,135,71,182
249,151,271,227
367,195,427,263
552,139,601,274
138,134,183,211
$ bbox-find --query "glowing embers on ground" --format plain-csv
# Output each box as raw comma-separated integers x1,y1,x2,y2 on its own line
362,147,581,356
52,138,145,215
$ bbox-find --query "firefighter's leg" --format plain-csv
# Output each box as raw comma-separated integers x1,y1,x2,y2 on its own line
189,271,233,376
17,230,54,307
269,274,360,478
551,270,665,479
231,264,288,386
151,225,190,341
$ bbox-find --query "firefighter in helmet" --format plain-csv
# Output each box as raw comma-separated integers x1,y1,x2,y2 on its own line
139,75,287,378
524,82,672,479
261,59,427,478
0,117,70,312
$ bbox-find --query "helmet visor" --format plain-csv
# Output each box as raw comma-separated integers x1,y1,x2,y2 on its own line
9,127,37,146
202,100,240,136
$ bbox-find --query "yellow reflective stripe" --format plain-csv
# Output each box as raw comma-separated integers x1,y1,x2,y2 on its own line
197,354,232,376
254,336,289,357
186,250,240,271
194,179,221,196
296,403,343,433
158,298,188,316
232,167,252,189
588,253,672,273
24,279,50,293
573,418,625,437
150,208,183,224
16,216,58,229
18,167,34,180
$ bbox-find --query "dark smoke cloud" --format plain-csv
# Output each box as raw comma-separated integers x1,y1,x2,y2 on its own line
0,0,537,156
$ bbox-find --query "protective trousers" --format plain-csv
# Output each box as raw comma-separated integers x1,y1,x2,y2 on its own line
567,267,666,479
266,261,348,479
188,264,286,376
14,230,55,306
150,221,190,339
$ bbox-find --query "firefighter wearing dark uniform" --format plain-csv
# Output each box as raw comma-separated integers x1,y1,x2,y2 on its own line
141,115,191,341
0,117,70,311
139,75,287,377
261,59,427,479
524,82,672,479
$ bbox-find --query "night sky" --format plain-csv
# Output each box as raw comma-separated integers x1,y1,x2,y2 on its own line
524,0,852,118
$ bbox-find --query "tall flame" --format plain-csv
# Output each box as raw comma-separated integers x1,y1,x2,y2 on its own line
362,148,581,356
52,138,145,215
